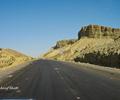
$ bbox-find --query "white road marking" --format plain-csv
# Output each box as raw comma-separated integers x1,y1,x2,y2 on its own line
16,89,21,93
8,74,13,78
76,96,81,99
54,67,59,71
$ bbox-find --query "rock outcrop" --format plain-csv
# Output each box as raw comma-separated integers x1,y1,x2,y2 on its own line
43,24,120,68
74,38,120,68
78,25,120,39
53,39,77,49
0,48,32,68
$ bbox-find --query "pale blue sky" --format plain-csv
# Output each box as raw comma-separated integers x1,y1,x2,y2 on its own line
0,0,120,57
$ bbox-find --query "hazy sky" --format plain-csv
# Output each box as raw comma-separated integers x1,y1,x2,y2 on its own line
0,0,120,57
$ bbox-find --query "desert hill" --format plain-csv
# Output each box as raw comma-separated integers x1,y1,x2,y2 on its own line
43,24,120,68
0,48,32,68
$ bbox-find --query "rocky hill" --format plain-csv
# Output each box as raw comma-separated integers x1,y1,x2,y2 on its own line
53,39,77,49
0,48,32,68
43,24,120,68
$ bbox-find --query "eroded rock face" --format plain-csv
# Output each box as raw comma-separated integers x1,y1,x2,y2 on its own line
74,48,120,68
53,39,77,49
0,48,32,68
78,25,120,39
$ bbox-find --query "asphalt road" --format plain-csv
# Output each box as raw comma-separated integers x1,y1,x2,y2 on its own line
0,59,120,100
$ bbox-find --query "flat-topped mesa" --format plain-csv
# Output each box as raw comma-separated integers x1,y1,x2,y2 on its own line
78,25,120,39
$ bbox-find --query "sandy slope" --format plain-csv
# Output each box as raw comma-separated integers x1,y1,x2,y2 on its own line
43,37,120,68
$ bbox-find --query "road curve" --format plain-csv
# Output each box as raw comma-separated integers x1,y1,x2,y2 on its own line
0,59,120,100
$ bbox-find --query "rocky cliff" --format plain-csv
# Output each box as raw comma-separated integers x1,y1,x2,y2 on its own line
53,39,77,49
0,48,32,68
78,25,120,39
43,24,120,68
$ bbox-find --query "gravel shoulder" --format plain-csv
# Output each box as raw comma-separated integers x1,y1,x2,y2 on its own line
0,61,32,82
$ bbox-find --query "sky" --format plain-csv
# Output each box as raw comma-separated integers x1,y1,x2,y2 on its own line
0,0,120,57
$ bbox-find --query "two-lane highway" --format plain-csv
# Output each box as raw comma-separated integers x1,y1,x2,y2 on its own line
0,59,120,100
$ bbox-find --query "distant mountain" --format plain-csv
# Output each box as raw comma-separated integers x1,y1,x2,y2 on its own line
0,48,32,68
43,24,120,68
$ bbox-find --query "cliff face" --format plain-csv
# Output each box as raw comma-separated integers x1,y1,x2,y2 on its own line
78,25,120,39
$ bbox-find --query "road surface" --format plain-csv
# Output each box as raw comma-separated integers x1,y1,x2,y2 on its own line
0,59,120,100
